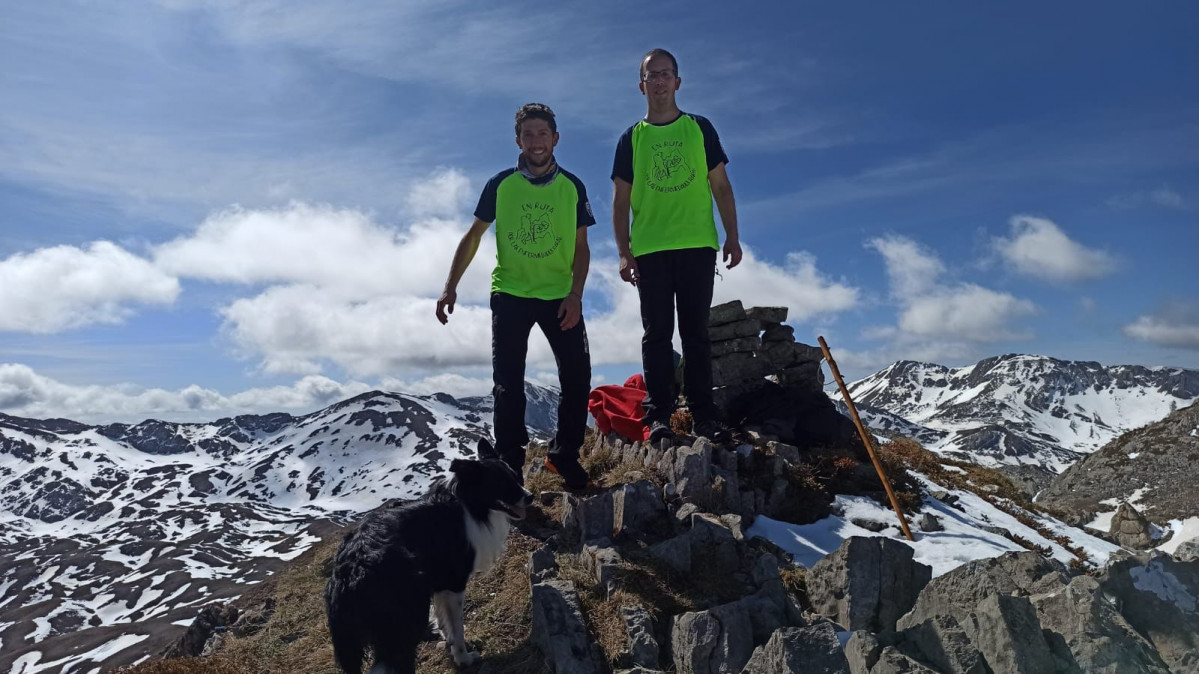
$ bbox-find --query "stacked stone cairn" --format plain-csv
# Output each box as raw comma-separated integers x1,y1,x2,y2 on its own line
707,300,828,440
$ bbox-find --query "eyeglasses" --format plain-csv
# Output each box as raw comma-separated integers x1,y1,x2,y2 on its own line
642,69,676,83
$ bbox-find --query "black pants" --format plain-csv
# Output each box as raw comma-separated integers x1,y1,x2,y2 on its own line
491,292,591,466
636,247,717,426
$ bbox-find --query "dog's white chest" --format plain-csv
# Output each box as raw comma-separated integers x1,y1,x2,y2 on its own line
464,509,511,575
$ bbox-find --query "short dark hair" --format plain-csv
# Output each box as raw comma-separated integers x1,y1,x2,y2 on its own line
515,103,556,135
640,48,678,80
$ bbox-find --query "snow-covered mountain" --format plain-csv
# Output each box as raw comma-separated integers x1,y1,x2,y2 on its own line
842,354,1199,474
0,384,557,673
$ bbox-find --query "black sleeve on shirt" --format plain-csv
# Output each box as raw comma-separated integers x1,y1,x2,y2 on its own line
610,125,636,183
473,169,515,223
560,169,596,228
691,114,729,172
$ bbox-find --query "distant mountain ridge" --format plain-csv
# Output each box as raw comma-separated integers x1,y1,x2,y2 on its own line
0,384,558,673
843,354,1199,475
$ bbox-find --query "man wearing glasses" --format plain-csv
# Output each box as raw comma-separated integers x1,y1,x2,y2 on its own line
437,103,594,490
612,48,743,444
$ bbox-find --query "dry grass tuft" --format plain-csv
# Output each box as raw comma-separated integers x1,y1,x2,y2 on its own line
670,408,693,435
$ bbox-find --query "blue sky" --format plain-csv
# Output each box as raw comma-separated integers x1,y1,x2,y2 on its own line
1,1,1196,423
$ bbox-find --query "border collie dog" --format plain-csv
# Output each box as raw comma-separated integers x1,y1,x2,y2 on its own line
325,439,532,673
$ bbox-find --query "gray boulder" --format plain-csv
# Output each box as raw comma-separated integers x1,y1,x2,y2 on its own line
563,490,614,542
1033,573,1169,673
896,613,986,674
897,550,1069,631
1096,551,1199,672
742,623,851,673
648,532,691,574
690,512,742,575
711,351,767,387
962,593,1055,674
709,300,747,326
1176,537,1199,562
529,545,559,584
845,631,883,674
613,479,667,538
746,306,788,324
671,438,714,501
711,335,762,358
918,513,943,532
671,601,754,674
871,647,940,674
530,580,605,673
709,318,760,342
622,603,660,669
579,540,622,590
807,536,932,634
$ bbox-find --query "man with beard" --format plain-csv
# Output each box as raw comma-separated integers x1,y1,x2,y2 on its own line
612,48,743,443
437,103,594,490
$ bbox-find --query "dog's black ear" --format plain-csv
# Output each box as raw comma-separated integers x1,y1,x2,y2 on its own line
477,438,499,461
450,458,470,474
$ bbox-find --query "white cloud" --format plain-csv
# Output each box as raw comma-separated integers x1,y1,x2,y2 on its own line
866,234,1038,349
0,362,374,423
404,168,474,220
154,200,494,303
710,248,859,320
866,235,944,299
1124,305,1199,350
0,242,179,333
220,284,497,375
899,286,1036,341
382,373,495,399
992,216,1117,283
185,198,861,376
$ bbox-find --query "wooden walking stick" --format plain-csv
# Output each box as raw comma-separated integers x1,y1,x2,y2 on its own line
818,336,915,542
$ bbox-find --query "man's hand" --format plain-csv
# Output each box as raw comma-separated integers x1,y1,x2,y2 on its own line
436,288,457,324
619,254,640,286
558,293,582,330
723,238,743,270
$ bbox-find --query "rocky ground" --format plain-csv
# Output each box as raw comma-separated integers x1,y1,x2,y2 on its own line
127,425,1199,674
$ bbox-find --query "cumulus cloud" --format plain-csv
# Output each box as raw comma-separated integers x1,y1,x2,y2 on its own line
0,363,374,423
866,236,944,299
404,168,473,220
177,196,860,376
220,284,497,375
0,242,179,333
710,249,859,321
899,286,1037,341
867,234,1037,345
154,200,494,303
992,216,1117,283
1124,304,1199,350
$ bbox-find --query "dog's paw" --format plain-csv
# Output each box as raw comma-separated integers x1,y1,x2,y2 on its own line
451,648,480,667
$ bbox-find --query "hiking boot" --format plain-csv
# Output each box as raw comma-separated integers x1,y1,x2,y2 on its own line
693,419,722,440
544,455,592,491
648,420,675,445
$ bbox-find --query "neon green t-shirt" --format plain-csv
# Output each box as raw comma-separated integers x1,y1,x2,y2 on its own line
611,113,728,257
474,165,595,300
